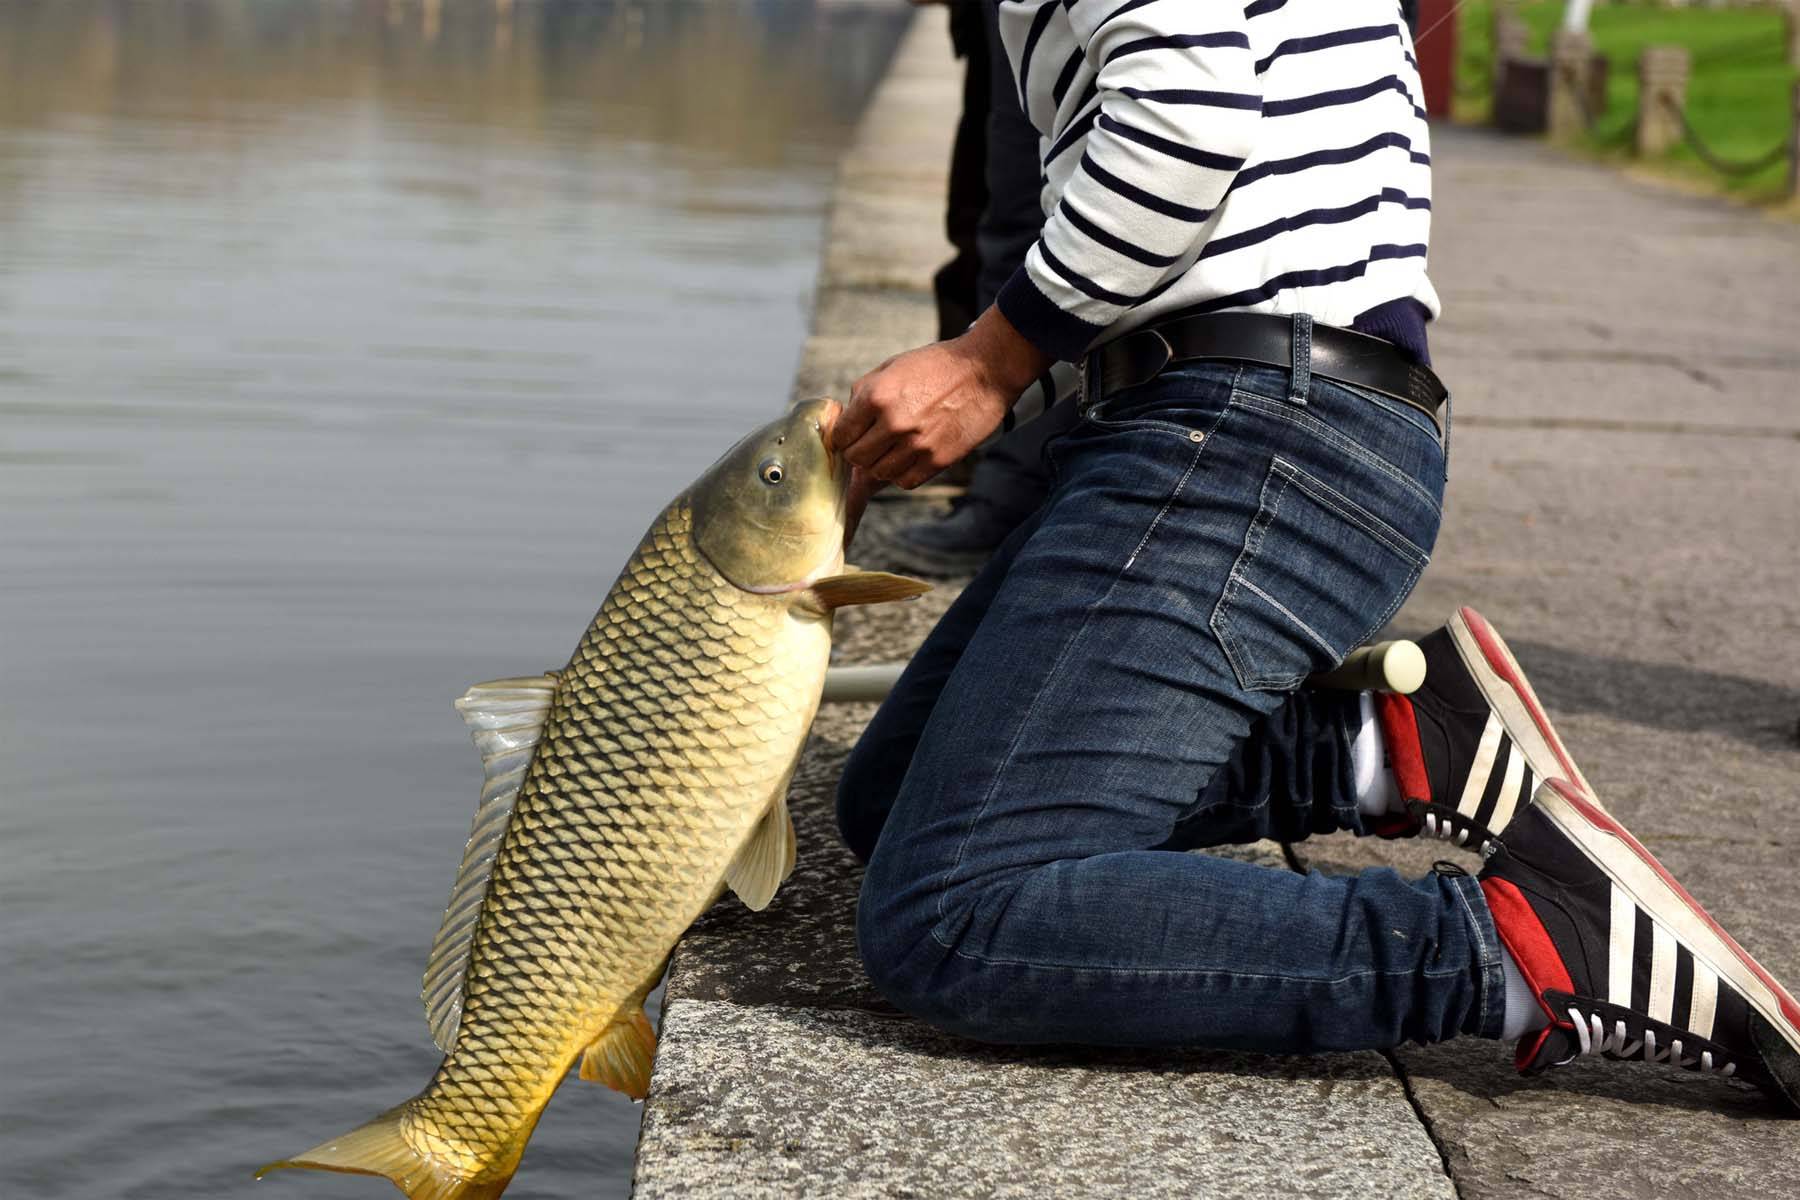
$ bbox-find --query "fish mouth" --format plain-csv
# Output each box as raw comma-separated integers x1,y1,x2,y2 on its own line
813,398,844,481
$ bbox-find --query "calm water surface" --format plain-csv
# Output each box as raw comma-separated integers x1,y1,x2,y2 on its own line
0,3,905,1195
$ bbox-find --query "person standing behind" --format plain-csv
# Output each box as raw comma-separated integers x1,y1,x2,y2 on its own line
830,0,1800,1111
893,0,1079,576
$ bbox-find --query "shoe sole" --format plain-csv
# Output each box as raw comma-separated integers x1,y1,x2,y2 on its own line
1535,778,1800,1061
1449,607,1598,807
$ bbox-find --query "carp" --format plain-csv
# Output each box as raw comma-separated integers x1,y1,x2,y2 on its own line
258,397,927,1198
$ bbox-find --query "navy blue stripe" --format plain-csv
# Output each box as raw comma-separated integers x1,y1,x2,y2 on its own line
1404,50,1420,71
1072,76,1099,118
996,264,1108,364
1017,1,1059,101
1118,86,1263,110
1040,242,1140,306
1052,49,1085,108
1263,74,1427,120
1139,269,1186,307
1080,152,1215,221
1096,113,1246,172
1233,131,1421,189
1059,198,1183,268
1244,0,1286,17
1045,99,1102,165
1106,31,1251,64
1181,244,1430,314
1092,0,1165,34
1199,189,1430,260
1255,24,1400,75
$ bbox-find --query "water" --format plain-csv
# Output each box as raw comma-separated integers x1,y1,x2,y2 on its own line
0,3,907,1196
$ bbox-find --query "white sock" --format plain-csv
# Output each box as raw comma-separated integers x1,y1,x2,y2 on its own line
1500,947,1551,1040
1351,691,1405,817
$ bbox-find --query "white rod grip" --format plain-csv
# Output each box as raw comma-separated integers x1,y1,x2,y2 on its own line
1306,640,1426,694
821,664,907,704
823,639,1424,706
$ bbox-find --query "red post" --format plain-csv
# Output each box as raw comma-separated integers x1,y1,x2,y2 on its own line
1413,0,1459,118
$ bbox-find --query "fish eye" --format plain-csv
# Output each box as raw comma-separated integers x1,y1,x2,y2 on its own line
758,458,785,486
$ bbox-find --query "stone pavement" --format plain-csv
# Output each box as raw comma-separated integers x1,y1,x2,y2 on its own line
633,10,1800,1196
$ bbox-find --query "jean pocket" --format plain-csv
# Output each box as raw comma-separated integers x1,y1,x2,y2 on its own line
1209,456,1432,692
1083,363,1238,439
1085,393,1211,439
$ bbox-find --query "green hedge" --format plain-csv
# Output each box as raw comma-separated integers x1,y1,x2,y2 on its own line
1452,1,1795,200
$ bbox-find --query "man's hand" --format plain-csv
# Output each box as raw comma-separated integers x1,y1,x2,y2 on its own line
832,305,1051,492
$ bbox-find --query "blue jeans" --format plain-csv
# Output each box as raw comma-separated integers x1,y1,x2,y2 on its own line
837,341,1506,1051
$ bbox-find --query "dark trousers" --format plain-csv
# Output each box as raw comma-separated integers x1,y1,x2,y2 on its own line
838,357,1503,1050
931,1,991,341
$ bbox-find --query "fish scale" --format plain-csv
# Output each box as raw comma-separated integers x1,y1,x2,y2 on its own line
396,500,828,1182
257,397,930,1198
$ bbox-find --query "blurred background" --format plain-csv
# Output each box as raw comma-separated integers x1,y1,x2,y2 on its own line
0,1,906,1196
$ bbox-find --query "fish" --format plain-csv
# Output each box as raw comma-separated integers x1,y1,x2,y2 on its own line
257,397,928,1199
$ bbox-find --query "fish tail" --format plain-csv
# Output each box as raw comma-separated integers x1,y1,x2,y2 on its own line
255,1102,514,1200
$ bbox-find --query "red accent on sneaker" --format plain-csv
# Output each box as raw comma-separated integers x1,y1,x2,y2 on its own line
1544,779,1800,1032
1373,691,1430,804
1481,876,1575,996
1458,606,1584,789
1480,875,1575,1069
1514,1024,1559,1072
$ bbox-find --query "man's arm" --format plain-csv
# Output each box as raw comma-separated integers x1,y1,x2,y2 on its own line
835,0,1259,498
833,303,1050,495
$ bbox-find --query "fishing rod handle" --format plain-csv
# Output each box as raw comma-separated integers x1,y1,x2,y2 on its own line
821,639,1423,705
1307,639,1425,694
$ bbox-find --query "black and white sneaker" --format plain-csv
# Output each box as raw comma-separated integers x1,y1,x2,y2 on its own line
1479,778,1800,1110
1372,607,1596,854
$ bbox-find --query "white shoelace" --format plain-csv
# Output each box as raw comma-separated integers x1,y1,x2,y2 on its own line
1565,1007,1737,1076
1420,811,1498,856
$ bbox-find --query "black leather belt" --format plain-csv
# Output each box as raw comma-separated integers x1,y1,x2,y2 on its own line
1082,311,1447,427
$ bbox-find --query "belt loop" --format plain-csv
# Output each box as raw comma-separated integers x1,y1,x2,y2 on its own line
1288,312,1313,404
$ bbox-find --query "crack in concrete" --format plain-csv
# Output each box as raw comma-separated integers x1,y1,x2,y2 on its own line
1455,414,1800,440
1384,1048,1469,1200
1520,348,1800,374
1280,840,1465,1195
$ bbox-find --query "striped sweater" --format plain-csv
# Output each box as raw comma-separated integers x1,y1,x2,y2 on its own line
991,0,1439,365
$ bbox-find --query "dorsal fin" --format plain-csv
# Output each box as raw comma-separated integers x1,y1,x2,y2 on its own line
421,673,559,1052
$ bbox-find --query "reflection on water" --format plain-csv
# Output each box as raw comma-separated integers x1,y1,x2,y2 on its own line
0,3,906,1197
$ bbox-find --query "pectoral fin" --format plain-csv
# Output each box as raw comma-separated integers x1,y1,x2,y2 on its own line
723,792,796,912
579,1007,657,1100
800,570,931,613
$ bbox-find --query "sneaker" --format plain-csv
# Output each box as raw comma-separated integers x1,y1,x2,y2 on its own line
883,497,1029,578
1372,607,1596,854
1479,778,1800,1110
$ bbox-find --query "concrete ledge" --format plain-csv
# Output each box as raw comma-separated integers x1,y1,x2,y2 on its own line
636,1001,1452,1200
